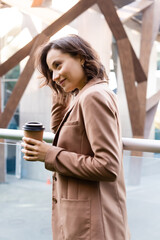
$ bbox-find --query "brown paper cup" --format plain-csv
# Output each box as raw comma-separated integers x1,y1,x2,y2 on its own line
22,122,45,157
23,130,44,141
23,122,45,141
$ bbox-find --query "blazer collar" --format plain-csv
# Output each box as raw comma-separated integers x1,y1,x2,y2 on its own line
70,78,108,109
77,78,107,96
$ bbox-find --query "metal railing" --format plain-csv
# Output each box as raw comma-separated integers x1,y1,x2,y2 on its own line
0,128,54,143
0,128,160,153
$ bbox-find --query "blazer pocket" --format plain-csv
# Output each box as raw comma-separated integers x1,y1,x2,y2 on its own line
63,120,79,126
60,199,90,240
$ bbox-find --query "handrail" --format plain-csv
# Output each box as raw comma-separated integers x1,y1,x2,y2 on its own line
0,128,54,143
122,137,160,153
0,128,160,153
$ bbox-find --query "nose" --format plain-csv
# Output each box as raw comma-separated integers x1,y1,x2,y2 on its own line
52,70,59,82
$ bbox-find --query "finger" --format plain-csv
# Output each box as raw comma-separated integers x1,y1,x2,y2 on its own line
21,149,38,156
21,142,36,151
23,155,38,161
22,137,41,145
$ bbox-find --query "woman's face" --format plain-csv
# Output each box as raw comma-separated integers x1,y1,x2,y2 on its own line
46,48,87,92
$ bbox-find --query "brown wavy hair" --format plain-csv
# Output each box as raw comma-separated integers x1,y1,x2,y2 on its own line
36,34,108,93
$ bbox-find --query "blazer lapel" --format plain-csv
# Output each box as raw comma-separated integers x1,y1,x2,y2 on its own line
53,78,108,146
53,105,74,146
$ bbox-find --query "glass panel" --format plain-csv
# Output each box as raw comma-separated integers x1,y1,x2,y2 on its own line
0,141,52,240
124,153,160,240
0,140,22,177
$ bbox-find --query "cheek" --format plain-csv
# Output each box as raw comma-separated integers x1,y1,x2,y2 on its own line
71,64,83,77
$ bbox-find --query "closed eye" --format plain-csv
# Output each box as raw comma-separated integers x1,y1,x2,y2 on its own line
53,61,61,69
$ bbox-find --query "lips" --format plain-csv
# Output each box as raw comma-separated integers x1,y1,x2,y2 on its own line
59,78,66,85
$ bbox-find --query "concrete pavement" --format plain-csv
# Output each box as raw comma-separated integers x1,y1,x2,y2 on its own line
0,175,52,240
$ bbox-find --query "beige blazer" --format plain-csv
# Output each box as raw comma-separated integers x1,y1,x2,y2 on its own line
45,78,130,240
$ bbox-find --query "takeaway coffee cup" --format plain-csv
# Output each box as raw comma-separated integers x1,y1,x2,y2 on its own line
22,122,45,141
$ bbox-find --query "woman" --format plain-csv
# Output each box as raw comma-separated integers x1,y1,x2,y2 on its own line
21,34,130,240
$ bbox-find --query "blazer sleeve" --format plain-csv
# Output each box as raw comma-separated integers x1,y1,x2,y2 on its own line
45,90,122,181
50,92,72,133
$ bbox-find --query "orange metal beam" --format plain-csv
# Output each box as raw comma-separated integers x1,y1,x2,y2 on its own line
97,0,147,136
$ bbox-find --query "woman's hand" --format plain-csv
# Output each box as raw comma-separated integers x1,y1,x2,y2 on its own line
21,137,52,162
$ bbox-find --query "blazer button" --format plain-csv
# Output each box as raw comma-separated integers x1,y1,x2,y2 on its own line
52,197,57,204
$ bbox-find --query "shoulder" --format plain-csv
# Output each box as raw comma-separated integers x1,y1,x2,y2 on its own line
79,82,118,114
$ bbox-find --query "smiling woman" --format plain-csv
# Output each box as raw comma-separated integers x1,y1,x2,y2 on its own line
46,48,87,92
21,34,130,240
36,34,108,93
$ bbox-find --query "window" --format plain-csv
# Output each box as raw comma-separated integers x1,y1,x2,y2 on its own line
2,65,20,129
1,65,20,175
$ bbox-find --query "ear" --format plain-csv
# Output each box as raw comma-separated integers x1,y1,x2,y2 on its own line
79,57,85,67
76,54,85,66
80,59,85,66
